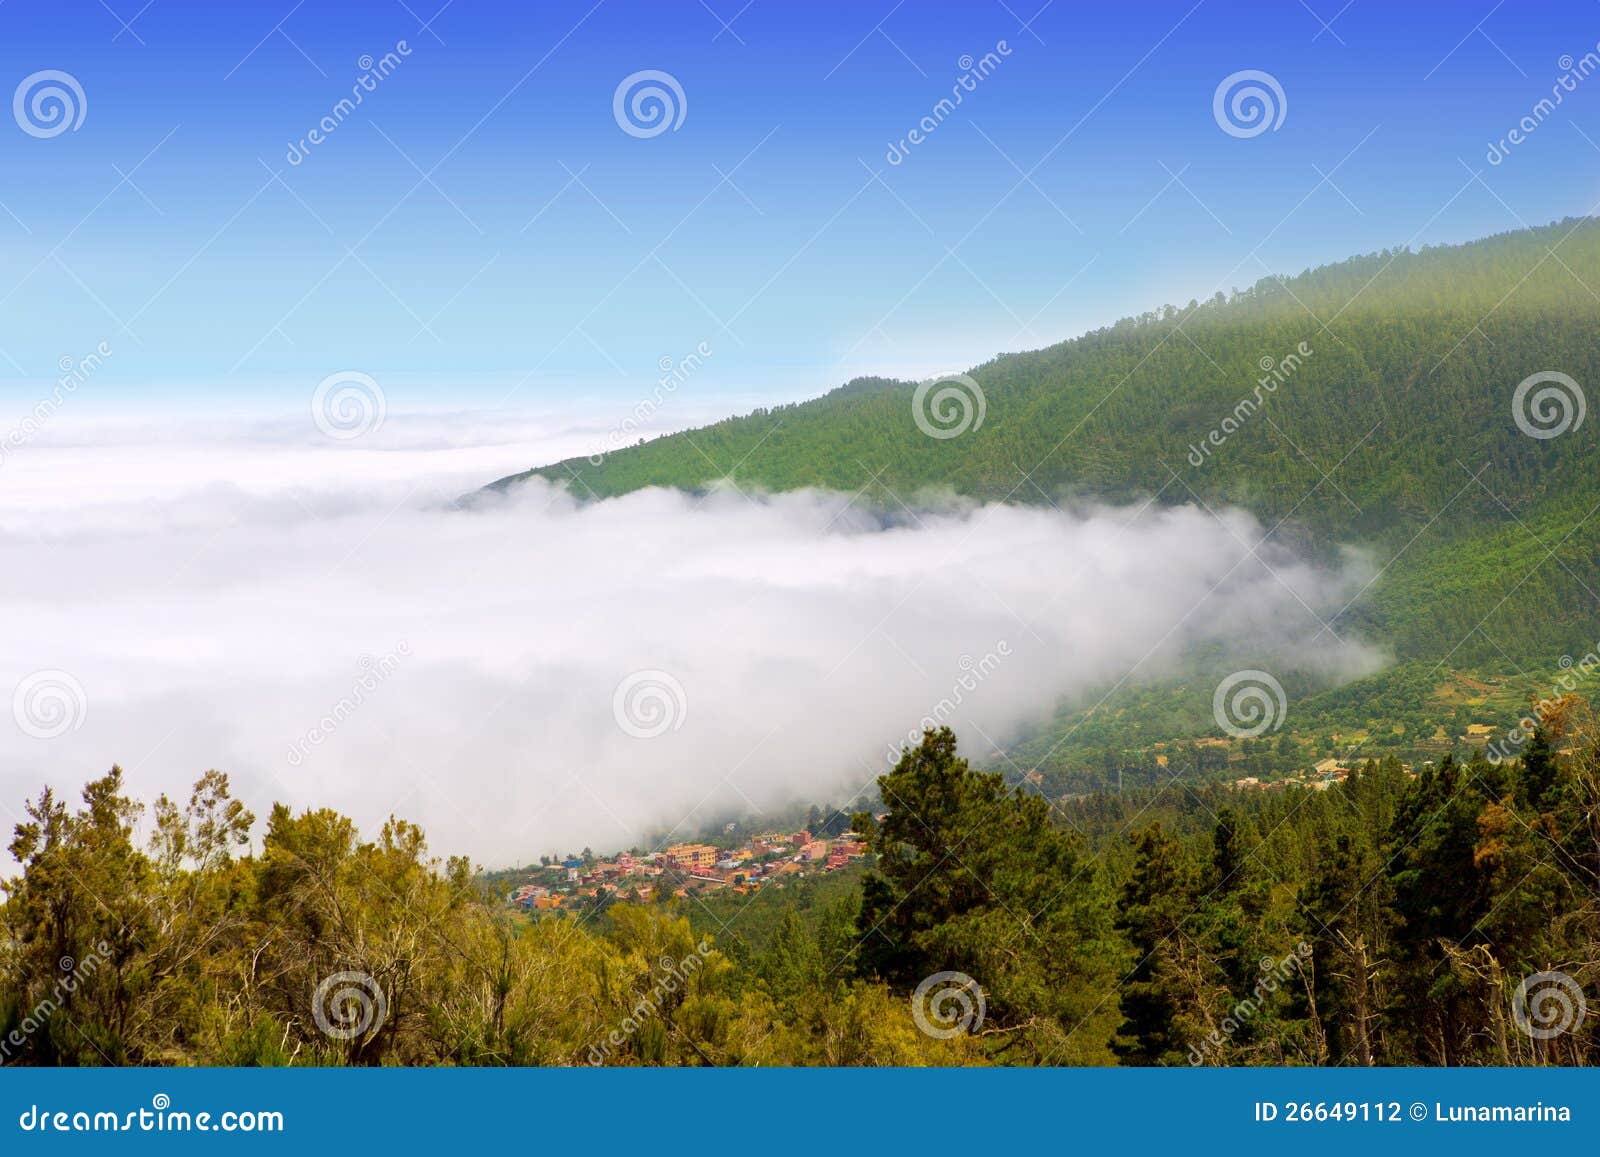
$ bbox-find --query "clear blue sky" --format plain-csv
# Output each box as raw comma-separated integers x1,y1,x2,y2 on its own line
0,0,1596,410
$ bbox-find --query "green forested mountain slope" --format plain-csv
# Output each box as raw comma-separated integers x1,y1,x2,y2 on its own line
486,220,1600,780
490,219,1600,671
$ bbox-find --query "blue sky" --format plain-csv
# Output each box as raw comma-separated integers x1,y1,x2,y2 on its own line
0,0,1597,412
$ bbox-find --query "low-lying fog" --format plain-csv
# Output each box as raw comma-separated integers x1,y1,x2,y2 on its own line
0,411,1384,868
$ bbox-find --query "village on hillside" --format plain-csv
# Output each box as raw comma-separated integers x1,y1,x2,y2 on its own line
508,828,870,911
1225,720,1528,792
1228,756,1412,793
505,721,1533,910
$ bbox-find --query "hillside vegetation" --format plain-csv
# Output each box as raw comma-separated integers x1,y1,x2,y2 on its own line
488,220,1600,779
7,720,1599,1066
493,219,1600,661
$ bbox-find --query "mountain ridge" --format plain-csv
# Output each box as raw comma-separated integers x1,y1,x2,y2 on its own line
481,218,1600,783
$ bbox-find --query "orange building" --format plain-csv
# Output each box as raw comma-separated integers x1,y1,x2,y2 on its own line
664,843,719,871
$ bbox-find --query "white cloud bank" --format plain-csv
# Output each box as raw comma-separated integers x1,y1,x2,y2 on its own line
0,415,1384,868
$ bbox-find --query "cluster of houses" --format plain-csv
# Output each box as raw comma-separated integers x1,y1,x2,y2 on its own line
1232,756,1425,793
1231,766,1349,793
508,829,869,911
1227,719,1522,794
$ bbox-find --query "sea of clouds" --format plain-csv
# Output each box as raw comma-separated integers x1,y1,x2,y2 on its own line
0,410,1385,868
